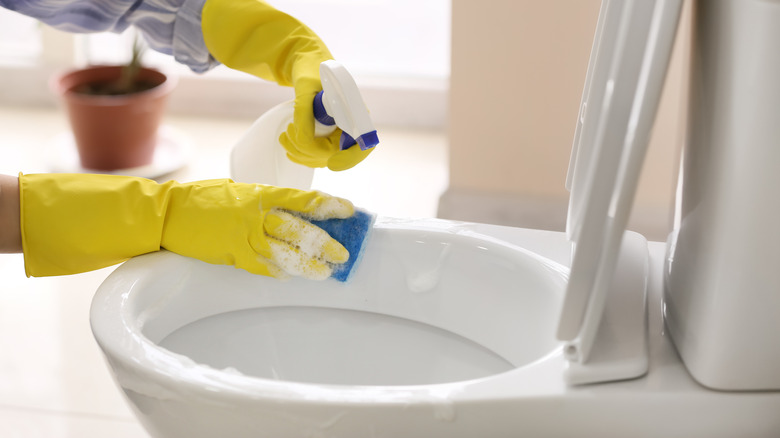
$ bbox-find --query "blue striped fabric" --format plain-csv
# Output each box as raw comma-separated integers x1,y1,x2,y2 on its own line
0,0,218,73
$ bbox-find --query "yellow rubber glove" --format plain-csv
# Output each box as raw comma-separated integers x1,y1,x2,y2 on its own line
19,173,353,279
201,0,372,171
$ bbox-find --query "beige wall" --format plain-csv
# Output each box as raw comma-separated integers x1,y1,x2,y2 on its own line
440,0,689,241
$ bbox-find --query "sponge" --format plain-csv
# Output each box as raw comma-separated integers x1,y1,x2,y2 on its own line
309,209,375,282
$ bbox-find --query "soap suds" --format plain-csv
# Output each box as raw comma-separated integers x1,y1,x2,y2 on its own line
268,238,332,280
264,208,352,280
308,193,354,220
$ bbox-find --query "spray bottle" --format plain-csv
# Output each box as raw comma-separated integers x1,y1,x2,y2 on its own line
230,60,378,189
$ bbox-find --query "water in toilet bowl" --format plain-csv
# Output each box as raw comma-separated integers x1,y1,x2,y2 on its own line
158,306,514,386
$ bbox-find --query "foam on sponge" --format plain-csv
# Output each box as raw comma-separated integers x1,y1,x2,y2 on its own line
309,209,375,282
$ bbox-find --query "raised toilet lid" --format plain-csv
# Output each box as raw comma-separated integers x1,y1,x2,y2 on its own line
556,0,683,384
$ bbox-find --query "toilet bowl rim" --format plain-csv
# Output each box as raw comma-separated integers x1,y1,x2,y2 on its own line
90,218,570,403
91,265,565,404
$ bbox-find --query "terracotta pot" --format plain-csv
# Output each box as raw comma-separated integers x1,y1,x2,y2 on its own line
53,65,176,171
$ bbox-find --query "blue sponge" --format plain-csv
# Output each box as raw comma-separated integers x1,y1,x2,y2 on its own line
309,209,375,282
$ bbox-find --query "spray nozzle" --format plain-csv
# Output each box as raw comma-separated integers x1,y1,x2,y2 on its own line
313,60,379,151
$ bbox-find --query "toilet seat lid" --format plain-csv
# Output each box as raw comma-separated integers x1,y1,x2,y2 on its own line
556,0,683,358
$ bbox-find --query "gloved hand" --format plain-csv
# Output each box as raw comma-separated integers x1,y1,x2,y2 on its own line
201,0,372,171
19,173,354,279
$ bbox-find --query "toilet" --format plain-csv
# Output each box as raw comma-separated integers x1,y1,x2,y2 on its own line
89,0,780,437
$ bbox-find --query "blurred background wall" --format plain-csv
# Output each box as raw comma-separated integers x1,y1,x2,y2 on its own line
440,0,690,241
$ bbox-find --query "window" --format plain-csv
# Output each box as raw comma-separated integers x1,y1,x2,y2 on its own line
0,8,42,65
268,0,451,79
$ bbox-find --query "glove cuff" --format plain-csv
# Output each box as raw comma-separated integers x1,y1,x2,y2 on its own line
20,173,170,277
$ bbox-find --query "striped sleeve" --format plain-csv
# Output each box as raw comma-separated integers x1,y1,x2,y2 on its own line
0,0,219,73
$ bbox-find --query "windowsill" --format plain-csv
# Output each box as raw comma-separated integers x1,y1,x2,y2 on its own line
0,60,448,129
0,104,448,218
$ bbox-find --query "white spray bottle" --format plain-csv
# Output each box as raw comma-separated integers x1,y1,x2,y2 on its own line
230,60,379,189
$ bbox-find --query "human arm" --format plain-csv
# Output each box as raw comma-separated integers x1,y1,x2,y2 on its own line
19,173,353,279
0,174,22,253
0,0,217,73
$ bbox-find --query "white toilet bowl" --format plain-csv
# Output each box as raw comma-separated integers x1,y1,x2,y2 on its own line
91,218,780,437
91,218,572,438
91,218,780,438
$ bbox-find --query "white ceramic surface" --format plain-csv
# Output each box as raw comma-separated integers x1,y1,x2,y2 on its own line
664,0,780,391
90,219,780,438
91,218,569,438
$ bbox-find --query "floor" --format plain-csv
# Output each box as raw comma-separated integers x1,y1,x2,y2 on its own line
0,105,448,437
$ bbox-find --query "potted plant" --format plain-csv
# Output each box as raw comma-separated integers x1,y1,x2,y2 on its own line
52,37,177,171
